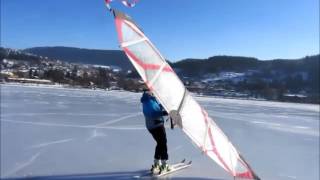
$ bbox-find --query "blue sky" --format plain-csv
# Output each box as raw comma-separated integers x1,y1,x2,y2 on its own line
1,0,319,61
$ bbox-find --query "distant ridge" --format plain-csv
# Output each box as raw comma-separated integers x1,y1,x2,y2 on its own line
24,46,134,70
172,55,320,77
22,46,319,80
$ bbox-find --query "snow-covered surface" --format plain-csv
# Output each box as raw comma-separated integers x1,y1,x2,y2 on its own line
1,84,319,180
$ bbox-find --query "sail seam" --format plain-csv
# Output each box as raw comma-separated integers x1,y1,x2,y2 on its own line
201,109,233,175
148,61,167,87
121,37,147,47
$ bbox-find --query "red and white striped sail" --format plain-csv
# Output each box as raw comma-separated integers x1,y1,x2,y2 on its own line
111,10,260,180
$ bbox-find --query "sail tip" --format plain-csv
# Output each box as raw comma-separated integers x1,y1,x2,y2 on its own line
112,9,142,32
112,9,133,21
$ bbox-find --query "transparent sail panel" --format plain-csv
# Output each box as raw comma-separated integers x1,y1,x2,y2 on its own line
121,21,142,43
144,69,158,82
180,96,207,142
127,42,163,65
152,72,185,110
211,123,234,168
126,55,146,81
235,160,248,174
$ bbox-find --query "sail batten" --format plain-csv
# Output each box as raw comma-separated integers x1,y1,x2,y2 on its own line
121,37,147,47
111,9,260,180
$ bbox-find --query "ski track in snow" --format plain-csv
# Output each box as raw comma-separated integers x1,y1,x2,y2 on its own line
249,120,317,136
1,112,121,117
1,119,145,130
26,138,74,150
169,145,183,154
86,129,108,142
93,112,142,127
3,109,317,144
196,95,319,112
3,152,42,177
209,113,319,137
279,174,298,179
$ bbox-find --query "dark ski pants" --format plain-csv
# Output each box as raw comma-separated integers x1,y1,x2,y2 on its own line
148,125,168,160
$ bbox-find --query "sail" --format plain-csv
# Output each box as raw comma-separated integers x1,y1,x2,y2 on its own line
111,10,260,180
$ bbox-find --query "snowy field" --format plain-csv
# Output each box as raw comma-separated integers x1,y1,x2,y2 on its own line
1,84,319,180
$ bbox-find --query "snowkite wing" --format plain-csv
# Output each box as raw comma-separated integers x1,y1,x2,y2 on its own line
110,9,260,180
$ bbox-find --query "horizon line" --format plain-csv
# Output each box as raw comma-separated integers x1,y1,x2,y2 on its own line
1,45,319,62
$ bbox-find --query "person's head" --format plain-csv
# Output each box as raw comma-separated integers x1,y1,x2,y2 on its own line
142,85,150,93
143,88,153,97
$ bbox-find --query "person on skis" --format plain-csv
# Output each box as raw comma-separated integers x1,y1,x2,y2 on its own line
140,88,170,174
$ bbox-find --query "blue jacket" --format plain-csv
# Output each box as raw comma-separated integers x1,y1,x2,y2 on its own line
140,92,167,130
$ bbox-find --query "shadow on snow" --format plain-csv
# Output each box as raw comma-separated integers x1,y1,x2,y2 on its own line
2,170,226,180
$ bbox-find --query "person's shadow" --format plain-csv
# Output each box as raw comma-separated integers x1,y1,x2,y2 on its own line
2,170,227,180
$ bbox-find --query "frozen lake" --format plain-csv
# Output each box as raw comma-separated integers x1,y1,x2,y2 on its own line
1,84,319,180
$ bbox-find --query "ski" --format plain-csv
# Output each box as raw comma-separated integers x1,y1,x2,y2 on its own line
155,160,192,177
133,159,191,178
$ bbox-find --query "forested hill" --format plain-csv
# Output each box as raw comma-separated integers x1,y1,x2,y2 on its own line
24,47,318,78
172,55,319,77
24,46,134,70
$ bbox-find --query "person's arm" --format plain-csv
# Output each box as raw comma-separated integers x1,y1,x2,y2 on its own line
159,104,168,116
161,110,168,116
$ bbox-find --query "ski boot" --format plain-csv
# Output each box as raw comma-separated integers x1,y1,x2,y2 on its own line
150,159,161,175
159,160,171,174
